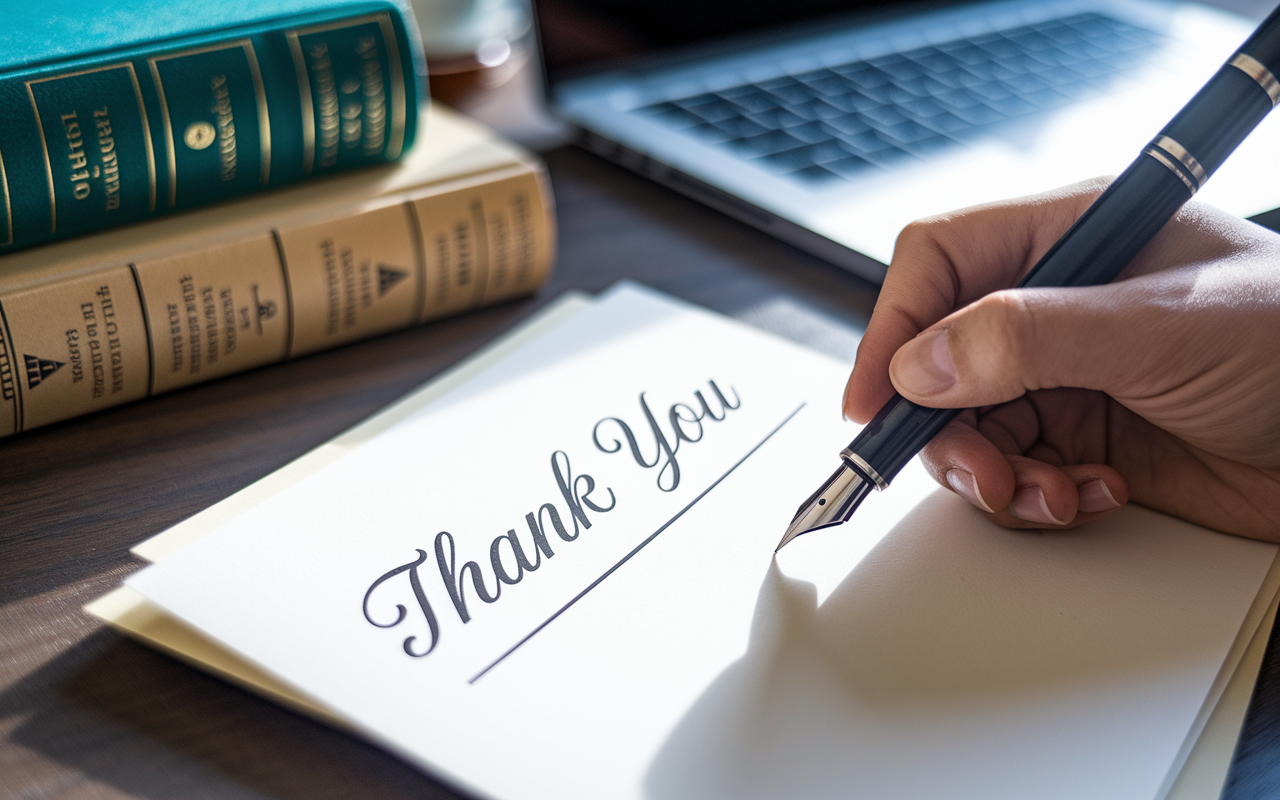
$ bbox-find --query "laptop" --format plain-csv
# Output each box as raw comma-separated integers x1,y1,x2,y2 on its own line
533,0,1280,284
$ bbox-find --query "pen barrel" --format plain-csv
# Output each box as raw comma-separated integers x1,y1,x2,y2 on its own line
846,398,960,487
1155,65,1273,183
1238,4,1280,77
1018,153,1194,289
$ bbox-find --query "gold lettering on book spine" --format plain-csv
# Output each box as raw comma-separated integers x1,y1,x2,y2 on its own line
411,169,553,322
134,236,290,394
0,266,150,432
286,11,407,170
27,63,158,230
150,40,272,205
276,200,420,358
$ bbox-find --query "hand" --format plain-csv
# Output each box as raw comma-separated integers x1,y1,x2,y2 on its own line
842,178,1280,541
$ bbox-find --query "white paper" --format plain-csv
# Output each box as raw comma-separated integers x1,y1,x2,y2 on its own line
127,283,1277,800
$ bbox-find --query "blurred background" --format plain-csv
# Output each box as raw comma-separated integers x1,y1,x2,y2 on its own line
419,0,1278,152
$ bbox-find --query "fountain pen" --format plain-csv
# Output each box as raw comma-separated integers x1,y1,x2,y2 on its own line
777,5,1280,551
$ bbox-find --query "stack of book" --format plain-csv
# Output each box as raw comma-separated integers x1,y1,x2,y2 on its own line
0,0,555,439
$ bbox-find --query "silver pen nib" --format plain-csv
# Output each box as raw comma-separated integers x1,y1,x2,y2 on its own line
775,463,874,551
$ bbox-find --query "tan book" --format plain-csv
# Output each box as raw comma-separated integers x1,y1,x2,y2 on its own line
0,104,555,437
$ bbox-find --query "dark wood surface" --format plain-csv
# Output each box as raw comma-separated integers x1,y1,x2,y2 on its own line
1,146,1275,799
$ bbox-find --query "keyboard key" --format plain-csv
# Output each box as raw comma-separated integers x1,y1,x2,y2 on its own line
981,95,1038,117
823,155,879,176
901,46,960,74
792,98,847,120
851,81,894,104
833,62,889,87
729,129,808,157
937,42,991,66
757,77,815,104
978,36,1025,60
684,99,741,123
1005,73,1051,95
1007,30,1055,52
686,122,733,143
880,120,938,144
710,116,768,138
805,140,855,163
720,89,779,113
967,81,1013,102
925,111,976,135
758,147,818,171
785,121,837,144
868,55,926,81
958,60,998,81
745,107,807,129
861,103,910,127
816,91,880,113
820,114,872,136
840,129,901,157
899,96,947,118
935,88,984,110
887,82,932,103
639,103,702,129
949,103,1004,125
1026,48,1073,68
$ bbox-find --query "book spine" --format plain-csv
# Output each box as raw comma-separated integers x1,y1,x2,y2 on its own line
0,164,555,437
0,2,420,253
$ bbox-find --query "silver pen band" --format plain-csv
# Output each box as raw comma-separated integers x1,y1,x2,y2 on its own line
1229,52,1280,106
840,448,889,490
1142,135,1204,194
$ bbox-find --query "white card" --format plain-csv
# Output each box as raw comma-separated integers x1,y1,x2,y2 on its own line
127,283,1277,800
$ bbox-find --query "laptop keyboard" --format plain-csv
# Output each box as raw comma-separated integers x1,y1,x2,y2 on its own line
637,13,1162,183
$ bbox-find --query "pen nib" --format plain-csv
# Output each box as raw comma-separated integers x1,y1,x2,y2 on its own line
775,463,873,551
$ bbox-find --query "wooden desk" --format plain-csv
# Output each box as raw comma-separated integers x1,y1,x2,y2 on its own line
1,147,1276,799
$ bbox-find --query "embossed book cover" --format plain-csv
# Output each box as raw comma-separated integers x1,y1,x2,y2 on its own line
0,0,425,252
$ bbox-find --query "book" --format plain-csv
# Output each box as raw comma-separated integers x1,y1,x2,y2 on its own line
86,288,1280,800
94,282,1280,800
0,0,425,252
0,103,555,438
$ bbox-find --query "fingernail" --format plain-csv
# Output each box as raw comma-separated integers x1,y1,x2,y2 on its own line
895,329,955,395
841,372,854,421
946,469,994,513
1078,479,1120,513
1008,486,1067,526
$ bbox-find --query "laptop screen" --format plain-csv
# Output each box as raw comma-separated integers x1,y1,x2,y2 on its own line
535,0,925,84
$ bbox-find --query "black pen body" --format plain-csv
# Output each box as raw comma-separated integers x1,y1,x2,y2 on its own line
840,9,1280,494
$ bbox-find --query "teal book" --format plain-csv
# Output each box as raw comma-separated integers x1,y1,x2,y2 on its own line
0,0,425,252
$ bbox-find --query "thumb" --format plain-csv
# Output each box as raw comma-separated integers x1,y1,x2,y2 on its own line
887,285,1174,408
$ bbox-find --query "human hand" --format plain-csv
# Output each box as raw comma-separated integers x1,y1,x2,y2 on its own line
843,178,1280,540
